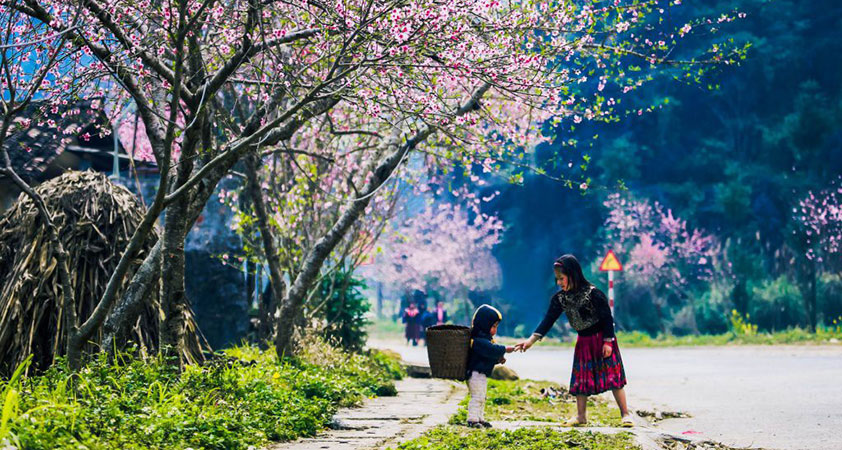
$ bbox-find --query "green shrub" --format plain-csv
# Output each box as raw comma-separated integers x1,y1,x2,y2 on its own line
313,270,371,352
1,341,402,450
819,274,842,325
750,276,806,331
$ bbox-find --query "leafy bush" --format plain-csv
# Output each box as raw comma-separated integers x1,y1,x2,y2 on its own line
312,270,371,352
0,341,402,450
818,274,842,325
750,276,806,331
693,282,733,334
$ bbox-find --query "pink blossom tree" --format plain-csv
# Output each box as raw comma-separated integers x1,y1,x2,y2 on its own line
363,190,504,320
603,193,722,332
3,0,748,361
795,177,842,264
791,176,842,331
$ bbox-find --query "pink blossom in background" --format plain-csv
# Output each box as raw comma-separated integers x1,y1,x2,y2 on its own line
365,198,504,297
603,193,722,293
795,176,842,262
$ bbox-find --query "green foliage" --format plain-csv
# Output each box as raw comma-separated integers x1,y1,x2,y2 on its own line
313,270,371,352
1,343,402,450
482,0,842,338
750,276,806,331
818,274,842,324
0,355,32,448
514,328,842,348
729,310,758,336
366,318,406,340
395,426,639,450
693,283,732,334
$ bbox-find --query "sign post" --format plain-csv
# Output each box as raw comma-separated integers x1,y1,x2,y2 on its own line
598,250,623,316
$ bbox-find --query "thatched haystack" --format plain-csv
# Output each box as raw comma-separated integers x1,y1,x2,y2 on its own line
0,171,201,374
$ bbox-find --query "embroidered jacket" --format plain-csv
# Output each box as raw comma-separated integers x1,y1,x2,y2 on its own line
532,285,615,339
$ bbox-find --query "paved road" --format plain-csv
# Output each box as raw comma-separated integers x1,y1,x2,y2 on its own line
372,340,842,450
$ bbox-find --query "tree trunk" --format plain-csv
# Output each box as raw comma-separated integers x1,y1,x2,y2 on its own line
159,121,201,363
805,259,817,333
650,286,667,335
245,153,287,348
247,260,256,309
102,239,163,359
376,283,383,319
160,199,191,359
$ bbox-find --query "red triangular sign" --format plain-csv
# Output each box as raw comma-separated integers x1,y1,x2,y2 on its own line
599,250,623,271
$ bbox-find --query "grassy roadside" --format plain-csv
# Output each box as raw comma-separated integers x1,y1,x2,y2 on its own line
395,378,636,450
0,338,404,450
448,379,623,427
394,427,639,450
368,318,842,347
503,327,842,348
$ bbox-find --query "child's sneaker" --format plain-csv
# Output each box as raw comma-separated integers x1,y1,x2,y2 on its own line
467,421,484,429
480,420,493,428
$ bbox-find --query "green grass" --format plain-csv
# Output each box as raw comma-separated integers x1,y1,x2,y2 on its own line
371,316,842,348
449,379,624,427
494,325,842,348
0,339,404,450
367,318,407,340
617,325,842,347
393,426,640,450
397,378,639,450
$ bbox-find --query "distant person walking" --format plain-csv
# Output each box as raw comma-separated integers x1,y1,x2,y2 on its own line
402,302,422,346
434,300,449,325
514,254,633,427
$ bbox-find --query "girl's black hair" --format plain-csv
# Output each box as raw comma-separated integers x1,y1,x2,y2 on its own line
553,254,590,291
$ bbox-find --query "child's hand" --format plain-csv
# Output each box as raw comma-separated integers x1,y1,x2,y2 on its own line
498,357,507,364
505,345,515,353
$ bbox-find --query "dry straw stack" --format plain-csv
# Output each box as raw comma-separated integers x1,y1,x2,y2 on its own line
0,170,202,374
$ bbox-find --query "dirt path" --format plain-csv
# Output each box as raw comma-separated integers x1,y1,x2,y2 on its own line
372,339,842,450
266,378,465,450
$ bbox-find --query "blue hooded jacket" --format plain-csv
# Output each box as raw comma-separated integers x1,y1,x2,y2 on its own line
466,304,507,378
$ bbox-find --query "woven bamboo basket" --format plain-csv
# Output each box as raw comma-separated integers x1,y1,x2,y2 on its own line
425,324,471,381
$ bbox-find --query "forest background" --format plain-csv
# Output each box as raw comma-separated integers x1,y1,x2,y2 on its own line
366,0,842,340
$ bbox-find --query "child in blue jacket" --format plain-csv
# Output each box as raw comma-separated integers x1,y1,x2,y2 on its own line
465,304,514,428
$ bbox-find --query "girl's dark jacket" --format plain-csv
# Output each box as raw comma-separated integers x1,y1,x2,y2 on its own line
533,284,615,339
466,304,507,378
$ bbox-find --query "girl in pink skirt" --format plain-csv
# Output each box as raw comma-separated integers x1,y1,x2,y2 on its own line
515,254,633,427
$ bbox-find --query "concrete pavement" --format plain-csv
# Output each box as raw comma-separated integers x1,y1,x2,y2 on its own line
267,377,465,450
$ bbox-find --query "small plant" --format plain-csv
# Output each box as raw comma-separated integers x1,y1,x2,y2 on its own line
729,309,758,336
0,356,31,449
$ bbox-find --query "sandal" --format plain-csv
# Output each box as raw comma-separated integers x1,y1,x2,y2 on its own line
467,421,484,429
563,417,587,427
480,420,493,428
620,415,634,428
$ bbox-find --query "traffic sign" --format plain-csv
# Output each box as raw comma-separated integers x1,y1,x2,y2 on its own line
599,250,623,272
598,250,622,315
